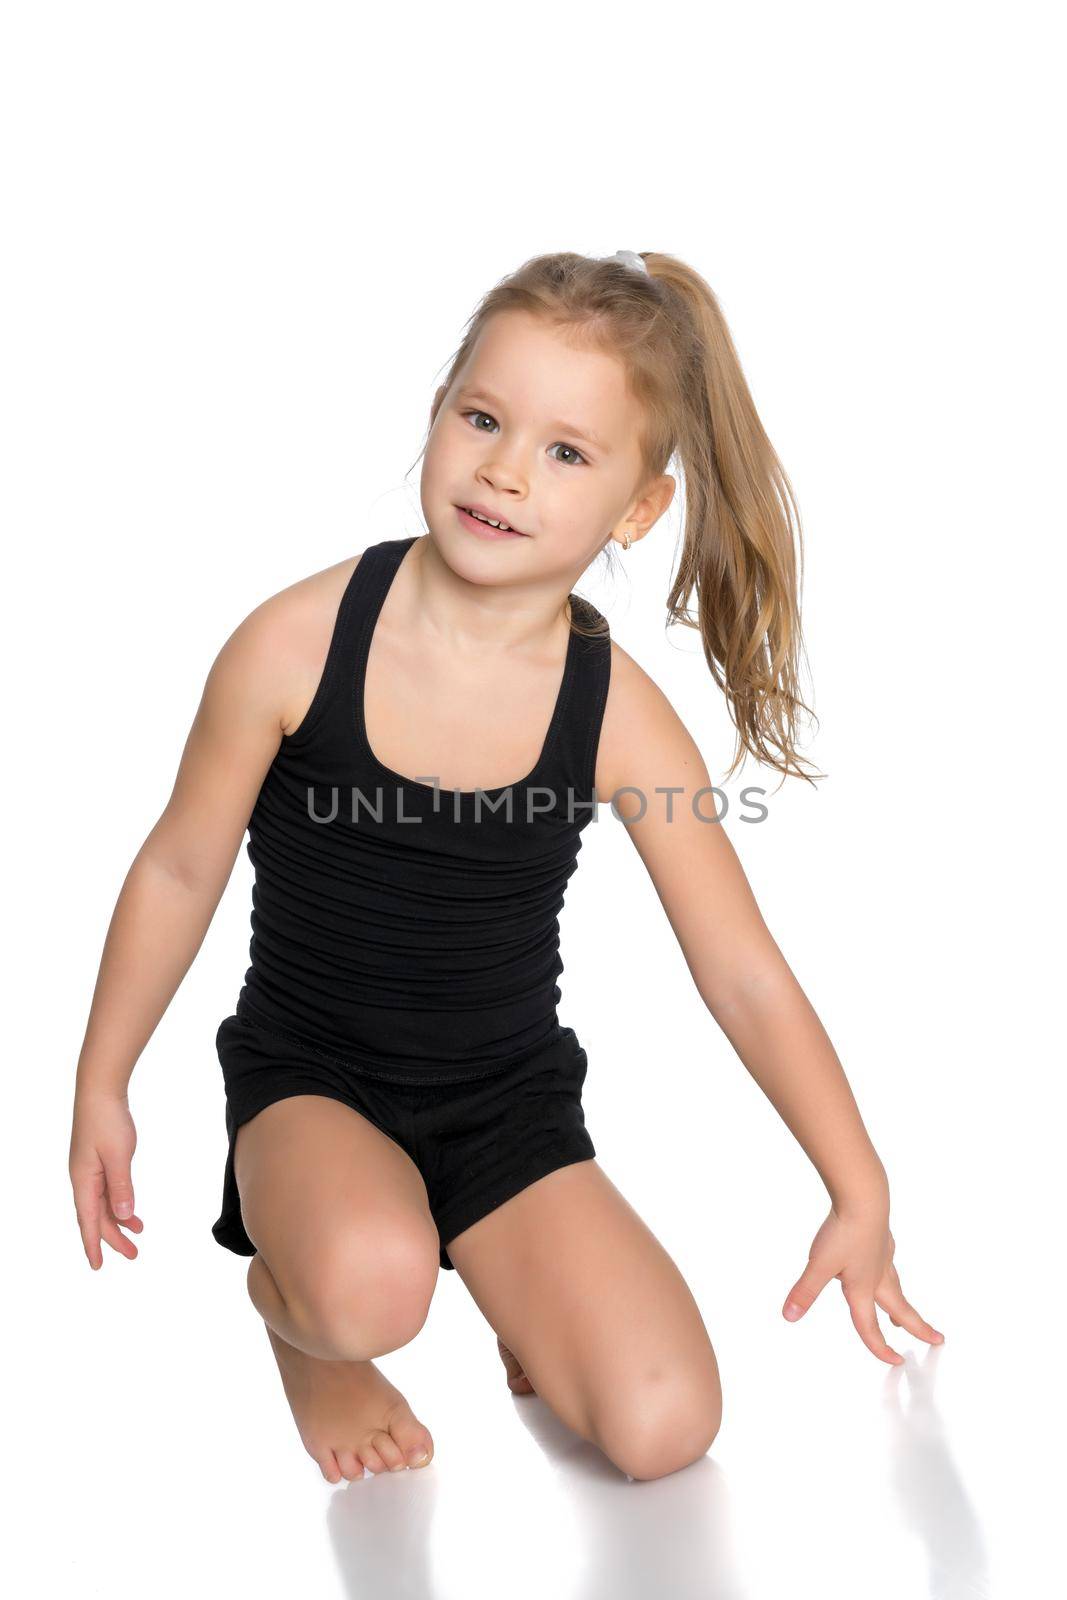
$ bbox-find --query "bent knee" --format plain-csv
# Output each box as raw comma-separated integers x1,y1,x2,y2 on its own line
592,1378,723,1482
282,1217,439,1356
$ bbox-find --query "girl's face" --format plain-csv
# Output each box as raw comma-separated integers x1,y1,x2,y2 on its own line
421,310,668,580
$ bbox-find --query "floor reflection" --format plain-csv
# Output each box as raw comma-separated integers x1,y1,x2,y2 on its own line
324,1340,989,1600
327,1381,747,1599
883,1346,990,1599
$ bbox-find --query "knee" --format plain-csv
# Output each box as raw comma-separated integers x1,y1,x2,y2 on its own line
287,1221,439,1359
591,1375,723,1482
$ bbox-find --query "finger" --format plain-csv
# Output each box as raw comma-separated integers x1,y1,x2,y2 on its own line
109,1207,145,1235
105,1163,136,1223
877,1280,944,1344
72,1166,110,1269
74,1189,104,1270
783,1262,836,1322
108,1204,144,1240
99,1210,139,1261
843,1285,904,1365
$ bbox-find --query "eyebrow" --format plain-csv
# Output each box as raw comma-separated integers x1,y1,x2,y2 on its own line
454,386,611,454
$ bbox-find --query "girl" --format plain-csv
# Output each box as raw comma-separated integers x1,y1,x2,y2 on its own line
68,249,943,1486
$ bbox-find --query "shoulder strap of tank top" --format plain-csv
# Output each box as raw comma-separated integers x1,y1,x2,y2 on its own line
547,591,612,800
279,536,415,756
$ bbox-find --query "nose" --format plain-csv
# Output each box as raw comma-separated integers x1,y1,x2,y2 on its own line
477,460,527,512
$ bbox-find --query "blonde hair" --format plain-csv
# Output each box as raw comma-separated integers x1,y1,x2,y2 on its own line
413,250,823,787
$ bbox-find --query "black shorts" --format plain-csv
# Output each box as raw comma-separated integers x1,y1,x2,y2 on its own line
210,1013,596,1271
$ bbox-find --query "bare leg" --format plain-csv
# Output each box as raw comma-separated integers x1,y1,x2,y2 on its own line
447,1159,722,1482
263,1321,434,1483
234,1094,442,1482
247,1250,343,1360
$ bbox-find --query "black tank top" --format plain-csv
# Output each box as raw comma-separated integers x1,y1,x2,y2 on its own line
232,534,612,1083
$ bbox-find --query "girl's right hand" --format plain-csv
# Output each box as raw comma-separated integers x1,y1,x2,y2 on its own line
68,1089,144,1268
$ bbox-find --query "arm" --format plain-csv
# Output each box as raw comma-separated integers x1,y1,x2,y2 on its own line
596,646,944,1364
69,575,327,1268
75,636,278,1100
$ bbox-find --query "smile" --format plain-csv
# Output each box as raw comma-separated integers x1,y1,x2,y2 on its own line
456,506,528,538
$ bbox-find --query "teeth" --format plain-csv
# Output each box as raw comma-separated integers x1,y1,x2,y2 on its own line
466,508,515,532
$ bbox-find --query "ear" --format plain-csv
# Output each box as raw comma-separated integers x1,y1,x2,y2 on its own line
628,473,676,539
654,474,676,521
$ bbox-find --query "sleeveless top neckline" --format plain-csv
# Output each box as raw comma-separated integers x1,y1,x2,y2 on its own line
350,535,582,801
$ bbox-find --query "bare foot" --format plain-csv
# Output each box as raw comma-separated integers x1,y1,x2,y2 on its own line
497,1334,536,1395
266,1324,435,1483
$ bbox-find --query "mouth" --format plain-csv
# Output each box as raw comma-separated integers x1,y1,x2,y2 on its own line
455,505,528,538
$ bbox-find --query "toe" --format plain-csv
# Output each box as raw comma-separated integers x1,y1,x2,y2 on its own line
371,1430,407,1473
358,1444,388,1475
497,1336,536,1394
319,1451,344,1485
386,1408,435,1468
336,1450,364,1481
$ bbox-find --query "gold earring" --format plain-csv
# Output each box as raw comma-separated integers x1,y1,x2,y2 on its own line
621,529,633,551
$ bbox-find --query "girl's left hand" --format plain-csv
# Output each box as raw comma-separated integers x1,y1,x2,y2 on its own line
781,1204,945,1365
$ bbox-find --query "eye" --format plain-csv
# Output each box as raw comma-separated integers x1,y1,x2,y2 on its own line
548,442,588,467
464,409,497,434
460,410,588,467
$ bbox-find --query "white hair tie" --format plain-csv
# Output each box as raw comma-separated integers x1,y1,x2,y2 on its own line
610,250,649,275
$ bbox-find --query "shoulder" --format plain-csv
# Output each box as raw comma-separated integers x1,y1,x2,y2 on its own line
211,553,363,737
595,637,711,808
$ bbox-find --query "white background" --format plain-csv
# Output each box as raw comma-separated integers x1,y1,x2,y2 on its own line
4,3,1063,1596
